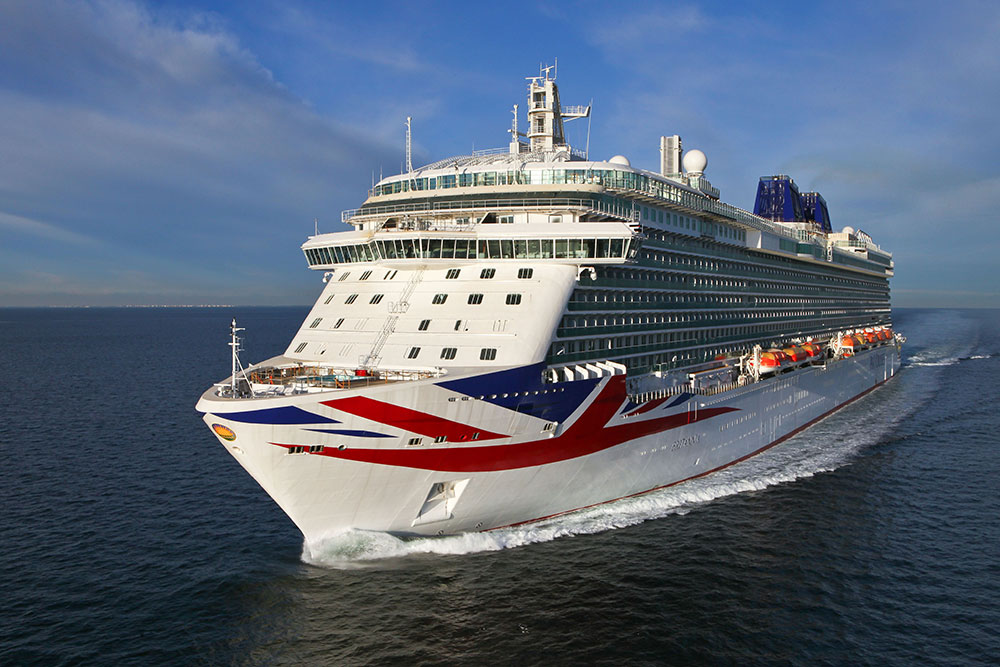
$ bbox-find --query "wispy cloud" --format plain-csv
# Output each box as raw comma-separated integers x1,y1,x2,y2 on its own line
0,0,400,305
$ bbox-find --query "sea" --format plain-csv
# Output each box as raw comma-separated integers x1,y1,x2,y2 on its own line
1,306,998,665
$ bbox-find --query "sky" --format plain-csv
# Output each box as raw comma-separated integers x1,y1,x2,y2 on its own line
1,0,998,307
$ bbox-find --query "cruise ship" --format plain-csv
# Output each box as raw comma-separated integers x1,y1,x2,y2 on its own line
196,66,901,542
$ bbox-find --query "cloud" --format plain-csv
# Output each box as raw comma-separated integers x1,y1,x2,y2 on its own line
0,211,101,246
0,0,400,305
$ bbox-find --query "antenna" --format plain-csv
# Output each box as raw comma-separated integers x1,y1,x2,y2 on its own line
585,99,592,159
314,217,318,236
405,116,413,173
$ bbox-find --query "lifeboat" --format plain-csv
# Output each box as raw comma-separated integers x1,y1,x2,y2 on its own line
863,330,878,344
802,342,823,362
782,345,809,365
750,349,787,375
840,335,861,357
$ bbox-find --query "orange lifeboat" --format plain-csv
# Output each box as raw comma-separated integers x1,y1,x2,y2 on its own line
752,349,787,374
802,342,823,361
863,331,878,344
840,335,860,357
782,345,808,365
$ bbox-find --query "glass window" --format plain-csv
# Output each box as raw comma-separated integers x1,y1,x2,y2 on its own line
480,268,495,279
506,294,522,305
440,348,457,360
334,318,344,329
369,294,384,304
501,239,514,259
480,348,497,361
517,268,533,279
345,294,358,304
406,347,420,359
468,294,484,305
514,240,527,259
541,240,553,258
432,294,448,304
309,318,322,328
360,270,372,281
418,319,430,331
446,268,461,279
487,240,501,258
294,342,307,353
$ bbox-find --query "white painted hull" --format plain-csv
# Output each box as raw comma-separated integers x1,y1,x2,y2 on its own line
197,344,900,543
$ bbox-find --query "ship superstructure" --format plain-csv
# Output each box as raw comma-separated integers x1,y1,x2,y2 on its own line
197,66,900,543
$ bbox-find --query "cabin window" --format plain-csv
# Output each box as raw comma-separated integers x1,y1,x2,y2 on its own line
432,294,448,304
294,342,307,353
440,347,457,360
480,348,497,361
468,294,484,305
418,319,430,331
480,268,495,279
324,294,335,304
406,347,421,359
370,294,384,304
333,318,344,329
506,294,522,305
517,268,533,279
345,294,358,304
360,270,372,281
446,269,461,279
309,318,322,328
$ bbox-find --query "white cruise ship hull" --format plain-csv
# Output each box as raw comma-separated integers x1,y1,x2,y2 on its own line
197,344,900,543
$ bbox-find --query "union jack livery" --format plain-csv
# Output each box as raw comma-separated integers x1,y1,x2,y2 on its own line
196,66,901,542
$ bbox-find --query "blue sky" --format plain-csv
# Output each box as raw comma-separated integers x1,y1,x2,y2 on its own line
1,0,998,307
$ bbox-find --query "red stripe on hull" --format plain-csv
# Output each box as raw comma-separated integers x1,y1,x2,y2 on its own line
287,377,738,472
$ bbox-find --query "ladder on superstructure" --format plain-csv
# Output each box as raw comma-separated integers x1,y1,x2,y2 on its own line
359,269,424,370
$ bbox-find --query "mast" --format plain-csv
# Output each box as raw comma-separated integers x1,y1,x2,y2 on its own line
229,318,245,396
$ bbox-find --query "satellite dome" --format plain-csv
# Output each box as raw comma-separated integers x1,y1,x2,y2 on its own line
682,149,707,175
608,155,631,167
841,226,855,235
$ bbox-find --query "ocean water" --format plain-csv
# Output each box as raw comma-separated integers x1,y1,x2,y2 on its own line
1,307,998,664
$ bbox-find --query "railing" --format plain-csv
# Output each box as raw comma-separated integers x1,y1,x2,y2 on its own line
472,147,509,157
343,197,634,224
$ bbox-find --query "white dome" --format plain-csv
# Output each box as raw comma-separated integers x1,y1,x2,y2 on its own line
608,154,631,167
682,149,707,174
841,226,855,235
